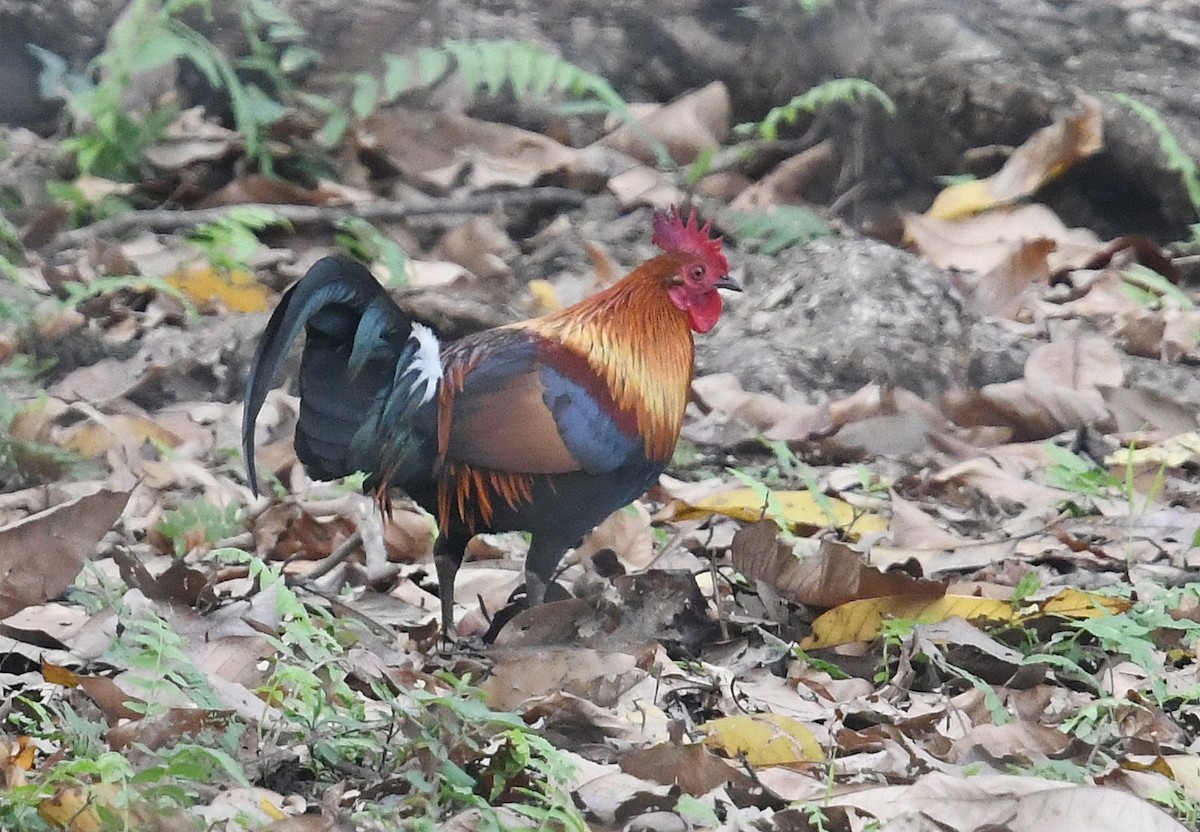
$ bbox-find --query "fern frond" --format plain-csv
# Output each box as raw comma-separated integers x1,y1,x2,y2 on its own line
375,39,669,166
1112,93,1200,217
725,206,831,255
747,78,896,141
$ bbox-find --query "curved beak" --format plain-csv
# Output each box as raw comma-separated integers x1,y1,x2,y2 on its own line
715,274,742,292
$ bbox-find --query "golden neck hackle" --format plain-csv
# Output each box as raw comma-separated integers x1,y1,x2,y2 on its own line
516,256,695,462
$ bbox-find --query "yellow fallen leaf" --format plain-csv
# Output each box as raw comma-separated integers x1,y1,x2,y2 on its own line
41,659,80,687
925,98,1102,221
926,179,995,220
39,784,114,832
674,487,887,536
61,414,183,458
165,264,269,313
1106,432,1200,469
701,713,823,766
802,594,1015,649
1039,587,1130,618
802,589,1130,649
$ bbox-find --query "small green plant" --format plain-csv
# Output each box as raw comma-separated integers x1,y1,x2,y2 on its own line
188,206,289,274
1112,93,1200,225
335,217,411,287
3,599,249,829
340,39,671,167
1010,571,1042,610
725,205,832,254
1042,443,1119,497
875,617,918,684
215,549,587,828
156,498,245,556
61,0,315,179
1120,263,1195,310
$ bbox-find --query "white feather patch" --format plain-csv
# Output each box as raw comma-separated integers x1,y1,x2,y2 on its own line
408,322,442,403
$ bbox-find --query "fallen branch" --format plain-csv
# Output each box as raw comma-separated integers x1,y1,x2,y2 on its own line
42,187,590,253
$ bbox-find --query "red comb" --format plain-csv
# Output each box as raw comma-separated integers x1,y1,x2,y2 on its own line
652,206,728,272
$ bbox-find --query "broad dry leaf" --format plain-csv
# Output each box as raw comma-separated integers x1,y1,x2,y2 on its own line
620,742,755,796
904,203,1104,275
62,413,184,458
0,488,130,619
700,713,823,765
431,216,514,281
363,108,604,191
1025,336,1124,390
950,721,1072,763
803,595,1016,649
674,487,887,535
732,524,945,609
961,238,1056,318
481,647,643,711
600,81,731,165
832,770,1187,832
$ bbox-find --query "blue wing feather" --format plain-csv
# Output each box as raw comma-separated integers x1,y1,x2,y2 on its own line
539,364,641,474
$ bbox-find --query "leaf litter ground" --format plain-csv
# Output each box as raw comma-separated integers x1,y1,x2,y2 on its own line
0,85,1199,832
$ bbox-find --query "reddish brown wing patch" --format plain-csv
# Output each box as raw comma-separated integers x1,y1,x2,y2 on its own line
447,370,580,474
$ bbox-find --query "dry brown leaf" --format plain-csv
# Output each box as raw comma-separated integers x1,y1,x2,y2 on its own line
732,525,945,609
431,216,514,281
887,495,971,550
573,503,655,571
607,165,686,210
200,173,346,207
730,139,836,211
950,721,1072,763
0,488,130,619
832,771,1187,832
600,81,731,165
482,647,643,711
959,238,1056,318
362,108,604,191
905,203,1104,275
620,742,755,796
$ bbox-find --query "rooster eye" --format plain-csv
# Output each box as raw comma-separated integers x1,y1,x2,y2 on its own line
690,264,706,281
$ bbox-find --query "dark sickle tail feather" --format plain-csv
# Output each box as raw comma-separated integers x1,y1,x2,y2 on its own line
242,255,425,495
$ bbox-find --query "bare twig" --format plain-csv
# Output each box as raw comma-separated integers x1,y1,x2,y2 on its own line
298,528,364,583
42,187,589,254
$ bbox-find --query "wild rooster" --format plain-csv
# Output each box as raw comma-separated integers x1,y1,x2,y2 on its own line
242,207,737,635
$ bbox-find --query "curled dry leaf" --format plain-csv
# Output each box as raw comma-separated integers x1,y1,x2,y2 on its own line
926,96,1103,219
431,216,515,281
